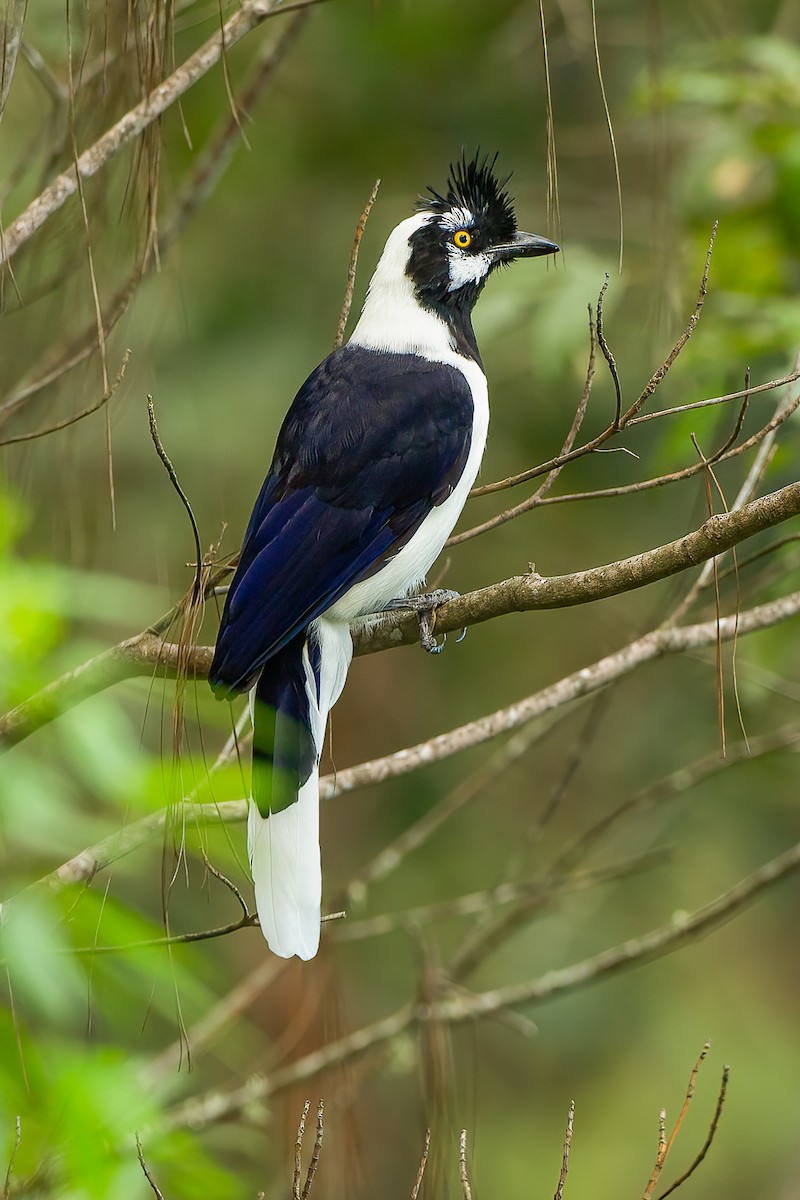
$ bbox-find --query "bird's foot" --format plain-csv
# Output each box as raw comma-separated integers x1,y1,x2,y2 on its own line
382,589,465,654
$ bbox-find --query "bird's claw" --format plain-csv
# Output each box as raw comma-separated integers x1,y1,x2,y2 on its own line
382,589,461,655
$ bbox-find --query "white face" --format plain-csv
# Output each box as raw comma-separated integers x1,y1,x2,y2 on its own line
438,207,493,292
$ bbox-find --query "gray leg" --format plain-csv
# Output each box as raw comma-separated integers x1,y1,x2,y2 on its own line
381,589,465,654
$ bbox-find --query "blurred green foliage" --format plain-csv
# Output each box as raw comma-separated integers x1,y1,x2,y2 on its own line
1,1,800,1197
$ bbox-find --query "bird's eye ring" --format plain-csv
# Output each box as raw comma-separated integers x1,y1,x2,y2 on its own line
453,229,472,248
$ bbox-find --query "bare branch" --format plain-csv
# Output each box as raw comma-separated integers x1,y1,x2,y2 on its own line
411,1130,430,1200
136,1136,165,1200
160,835,800,1131
3,1115,21,1200
470,226,721,502
0,0,316,267
293,1102,311,1200
4,588,800,914
0,348,130,447
531,303,597,504
656,1065,729,1200
3,478,797,755
553,1102,574,1200
627,222,717,422
363,482,800,652
0,10,307,429
595,274,622,424
302,1102,324,1200
334,178,380,350
459,1130,473,1200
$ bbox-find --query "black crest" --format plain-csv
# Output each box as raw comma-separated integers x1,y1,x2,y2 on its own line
418,150,517,237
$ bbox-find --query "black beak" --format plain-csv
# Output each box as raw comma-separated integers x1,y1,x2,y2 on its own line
490,231,560,261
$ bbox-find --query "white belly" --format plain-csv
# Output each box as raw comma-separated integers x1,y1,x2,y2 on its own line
326,357,489,622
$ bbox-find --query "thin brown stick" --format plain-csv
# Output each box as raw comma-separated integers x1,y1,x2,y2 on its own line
595,273,622,424
334,178,380,350
301,1101,324,1200
553,1101,574,1200
656,1066,729,1200
2,1116,21,1200
691,434,726,756
147,395,203,605
293,1101,311,1200
533,304,597,503
459,1130,473,1200
0,10,307,428
411,1130,430,1200
161,835,800,1131
136,1135,165,1200
0,0,322,265
643,1043,711,1200
643,1108,669,1200
504,388,799,511
539,0,562,249
468,225,722,505
0,349,130,446
663,1042,710,1162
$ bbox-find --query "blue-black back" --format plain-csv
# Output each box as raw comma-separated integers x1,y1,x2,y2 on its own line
210,344,474,695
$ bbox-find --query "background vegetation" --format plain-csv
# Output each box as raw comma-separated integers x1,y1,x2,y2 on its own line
1,1,800,1196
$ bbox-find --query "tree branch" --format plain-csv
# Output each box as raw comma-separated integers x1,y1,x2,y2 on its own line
0,0,313,266
2,481,799,749
7,588,800,910
160,834,800,1130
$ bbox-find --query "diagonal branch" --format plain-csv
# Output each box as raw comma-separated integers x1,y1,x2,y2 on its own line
0,0,317,267
6,588,800,909
159,834,800,1130
2,480,799,749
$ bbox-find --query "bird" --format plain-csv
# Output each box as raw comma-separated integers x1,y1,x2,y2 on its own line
209,152,559,960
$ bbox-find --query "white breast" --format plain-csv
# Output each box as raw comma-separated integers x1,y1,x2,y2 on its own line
326,355,488,622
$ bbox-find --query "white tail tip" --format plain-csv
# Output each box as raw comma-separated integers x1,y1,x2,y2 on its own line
248,783,321,960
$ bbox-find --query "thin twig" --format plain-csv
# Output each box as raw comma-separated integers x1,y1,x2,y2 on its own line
293,1101,311,1200
0,349,130,446
0,10,307,429
467,225,722,507
0,0,321,265
656,1066,729,1200
553,1102,574,1200
136,1135,165,1200
3,1116,21,1200
334,178,380,350
533,303,597,502
643,1108,669,1200
459,1130,473,1200
411,1130,430,1200
4,586,800,903
301,1101,324,1200
3,478,799,755
160,834,800,1130
595,274,622,424
147,395,203,604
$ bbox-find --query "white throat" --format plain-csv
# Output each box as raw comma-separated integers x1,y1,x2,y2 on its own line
349,213,455,359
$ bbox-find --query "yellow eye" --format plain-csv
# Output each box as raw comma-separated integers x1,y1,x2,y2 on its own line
453,229,472,248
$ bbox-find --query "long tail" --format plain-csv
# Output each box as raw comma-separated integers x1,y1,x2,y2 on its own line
248,618,352,959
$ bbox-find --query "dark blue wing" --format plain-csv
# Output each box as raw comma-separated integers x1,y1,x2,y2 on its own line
210,344,474,694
